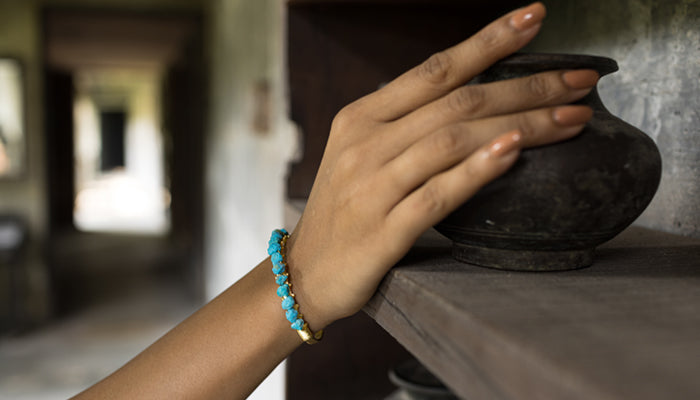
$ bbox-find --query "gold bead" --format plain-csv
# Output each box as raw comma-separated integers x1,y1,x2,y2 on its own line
297,324,323,344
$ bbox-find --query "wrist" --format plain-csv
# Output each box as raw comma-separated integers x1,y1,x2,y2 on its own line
284,231,338,330
268,229,326,344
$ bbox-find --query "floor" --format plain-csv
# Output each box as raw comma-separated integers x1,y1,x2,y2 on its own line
0,278,198,400
0,233,200,400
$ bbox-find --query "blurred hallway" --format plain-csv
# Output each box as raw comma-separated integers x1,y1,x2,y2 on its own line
0,255,199,399
0,1,293,398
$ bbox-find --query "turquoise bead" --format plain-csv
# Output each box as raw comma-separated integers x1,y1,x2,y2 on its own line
271,229,303,332
267,242,281,255
272,263,285,275
276,284,290,298
285,309,299,323
291,319,304,330
281,297,295,310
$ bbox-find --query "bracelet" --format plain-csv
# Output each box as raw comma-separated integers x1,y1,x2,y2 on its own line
268,229,324,345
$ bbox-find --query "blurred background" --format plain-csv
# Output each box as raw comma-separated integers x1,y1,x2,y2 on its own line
0,0,296,398
0,0,698,399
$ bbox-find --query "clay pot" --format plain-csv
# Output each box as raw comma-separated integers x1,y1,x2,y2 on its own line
387,358,458,400
434,53,662,271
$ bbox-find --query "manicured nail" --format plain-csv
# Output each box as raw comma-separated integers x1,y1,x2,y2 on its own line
489,130,522,157
562,70,599,90
553,105,594,126
510,2,546,31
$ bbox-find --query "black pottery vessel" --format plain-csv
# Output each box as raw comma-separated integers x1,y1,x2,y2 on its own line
387,358,458,400
434,54,662,271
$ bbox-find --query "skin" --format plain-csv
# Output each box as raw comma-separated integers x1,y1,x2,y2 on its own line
73,3,599,399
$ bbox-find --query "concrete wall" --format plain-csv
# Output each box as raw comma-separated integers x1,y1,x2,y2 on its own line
529,0,700,237
0,1,50,324
0,2,44,234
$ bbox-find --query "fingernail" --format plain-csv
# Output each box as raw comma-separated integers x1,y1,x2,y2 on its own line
489,130,522,157
553,105,594,126
510,2,546,31
562,69,599,90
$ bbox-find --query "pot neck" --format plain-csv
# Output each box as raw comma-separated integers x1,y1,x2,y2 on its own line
470,53,619,84
576,86,608,112
470,53,616,112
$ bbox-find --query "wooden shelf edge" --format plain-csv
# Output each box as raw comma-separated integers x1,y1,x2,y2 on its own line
364,227,700,400
364,269,615,400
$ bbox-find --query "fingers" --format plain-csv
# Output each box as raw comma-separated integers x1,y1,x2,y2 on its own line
468,104,593,147
362,2,547,121
385,131,523,246
378,105,592,212
393,69,599,143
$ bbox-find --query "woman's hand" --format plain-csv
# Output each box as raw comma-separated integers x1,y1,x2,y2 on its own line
286,2,598,329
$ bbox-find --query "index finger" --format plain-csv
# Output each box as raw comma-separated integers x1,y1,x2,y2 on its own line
364,2,546,122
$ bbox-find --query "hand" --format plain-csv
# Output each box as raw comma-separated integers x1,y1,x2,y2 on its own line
286,2,597,329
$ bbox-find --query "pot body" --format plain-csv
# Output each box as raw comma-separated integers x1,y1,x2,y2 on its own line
434,54,662,271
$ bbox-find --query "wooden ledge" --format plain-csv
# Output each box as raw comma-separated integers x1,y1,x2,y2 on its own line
365,226,700,400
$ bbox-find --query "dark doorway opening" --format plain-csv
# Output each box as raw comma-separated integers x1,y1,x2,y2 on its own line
99,110,126,171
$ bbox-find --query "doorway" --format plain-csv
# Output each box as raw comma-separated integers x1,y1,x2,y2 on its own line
42,8,206,314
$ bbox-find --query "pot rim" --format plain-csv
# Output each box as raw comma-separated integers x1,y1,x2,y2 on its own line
496,52,619,76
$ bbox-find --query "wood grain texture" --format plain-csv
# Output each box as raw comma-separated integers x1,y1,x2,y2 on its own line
365,227,700,400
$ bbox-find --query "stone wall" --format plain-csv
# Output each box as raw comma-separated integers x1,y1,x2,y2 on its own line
529,0,700,237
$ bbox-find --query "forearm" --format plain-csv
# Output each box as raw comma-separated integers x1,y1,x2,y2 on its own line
73,257,302,400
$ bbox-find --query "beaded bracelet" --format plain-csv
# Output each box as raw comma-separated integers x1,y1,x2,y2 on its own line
268,229,324,345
